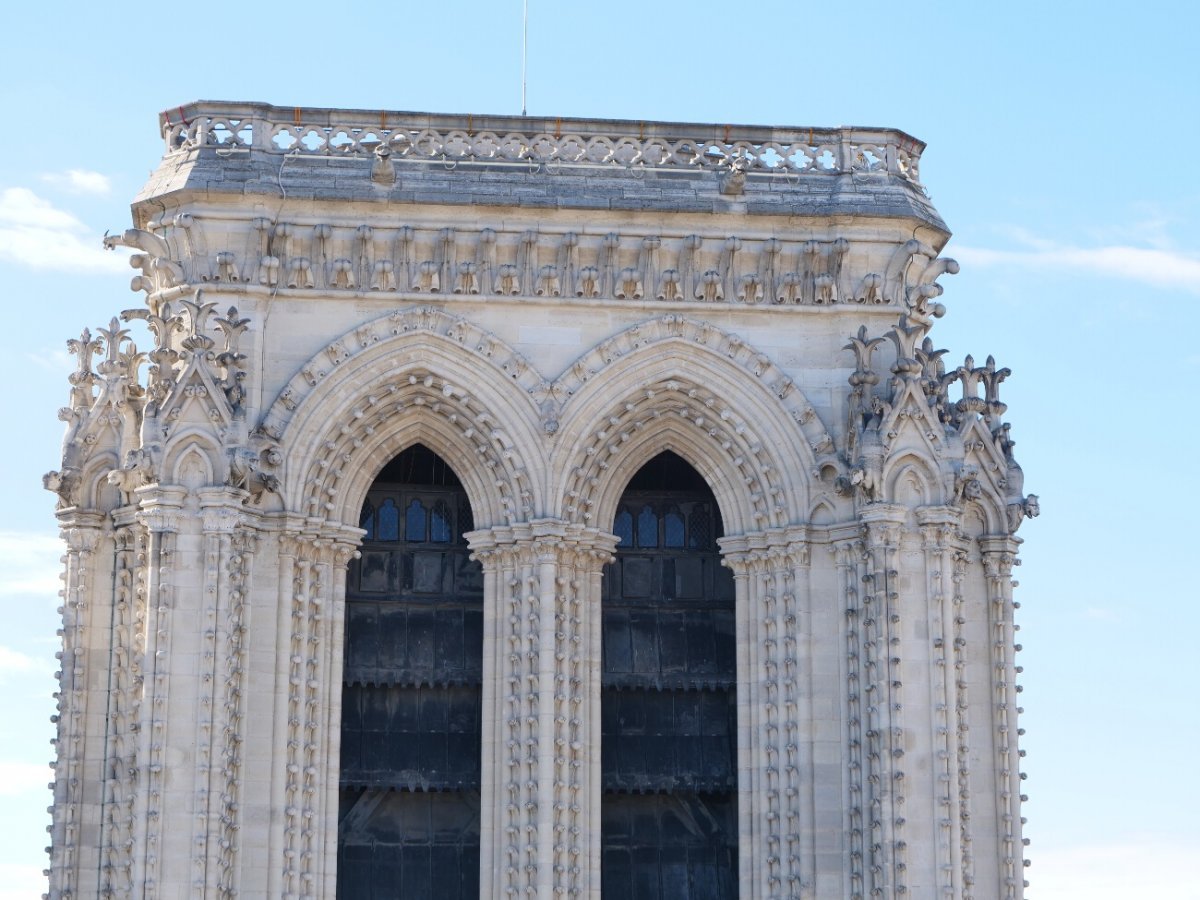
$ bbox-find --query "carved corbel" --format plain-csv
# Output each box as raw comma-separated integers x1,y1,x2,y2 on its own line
614,266,642,299
372,260,396,291
600,232,619,298
536,264,561,296
312,224,332,288
801,240,822,305
394,225,414,290
656,268,684,301
640,236,661,297
576,266,600,298
738,273,764,303
696,270,723,302
453,261,478,295
356,225,374,287
287,257,313,289
494,263,519,295
678,234,701,300
813,273,836,305
436,228,455,290
907,256,960,317
474,228,497,292
760,237,781,302
210,251,241,283
776,271,802,304
884,239,936,305
517,230,537,294
409,258,438,291
557,232,578,297
719,236,741,301
856,273,884,304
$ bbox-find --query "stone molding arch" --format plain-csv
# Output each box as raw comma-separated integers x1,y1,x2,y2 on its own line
259,305,546,441
553,327,831,534
882,453,943,508
269,310,544,528
550,314,837,464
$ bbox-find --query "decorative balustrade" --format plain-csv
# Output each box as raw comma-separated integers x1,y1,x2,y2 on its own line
160,102,923,184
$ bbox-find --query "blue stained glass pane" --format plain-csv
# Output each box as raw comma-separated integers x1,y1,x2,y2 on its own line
406,499,427,542
377,499,399,541
614,510,633,547
637,505,658,548
431,500,452,543
664,510,685,548
360,501,375,541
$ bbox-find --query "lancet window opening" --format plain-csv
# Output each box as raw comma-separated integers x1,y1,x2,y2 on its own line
601,451,739,899
337,444,482,899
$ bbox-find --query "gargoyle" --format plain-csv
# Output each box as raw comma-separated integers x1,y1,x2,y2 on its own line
228,448,280,502
43,468,80,507
1006,494,1040,533
104,228,169,259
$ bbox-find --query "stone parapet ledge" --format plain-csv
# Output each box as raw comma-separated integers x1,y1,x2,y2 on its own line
139,102,947,234
160,100,926,182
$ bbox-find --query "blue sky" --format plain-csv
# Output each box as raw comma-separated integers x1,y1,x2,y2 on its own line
1,1,1197,897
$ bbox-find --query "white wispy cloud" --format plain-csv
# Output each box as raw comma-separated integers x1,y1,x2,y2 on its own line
0,863,47,900
0,187,130,273
40,168,112,196
954,240,1200,295
26,345,73,377
1032,836,1200,899
0,532,63,599
0,762,53,797
0,647,38,676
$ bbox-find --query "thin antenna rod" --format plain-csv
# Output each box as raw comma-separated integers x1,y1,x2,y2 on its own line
521,0,528,116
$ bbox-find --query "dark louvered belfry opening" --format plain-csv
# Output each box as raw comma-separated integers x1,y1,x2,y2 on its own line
338,445,482,899
602,452,738,899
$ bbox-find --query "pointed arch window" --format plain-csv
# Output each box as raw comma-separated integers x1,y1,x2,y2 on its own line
338,444,482,899
601,451,738,898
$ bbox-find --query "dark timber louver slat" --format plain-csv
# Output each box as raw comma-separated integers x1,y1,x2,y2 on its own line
601,452,738,899
337,446,482,899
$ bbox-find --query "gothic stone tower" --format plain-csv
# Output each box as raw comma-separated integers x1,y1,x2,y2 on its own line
45,102,1036,900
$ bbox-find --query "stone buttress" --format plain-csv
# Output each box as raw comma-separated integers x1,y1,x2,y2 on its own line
45,103,1036,900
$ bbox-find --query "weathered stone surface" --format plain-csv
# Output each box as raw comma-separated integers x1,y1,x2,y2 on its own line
46,101,1032,900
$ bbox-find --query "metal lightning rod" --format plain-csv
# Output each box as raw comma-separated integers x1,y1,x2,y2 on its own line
521,0,528,116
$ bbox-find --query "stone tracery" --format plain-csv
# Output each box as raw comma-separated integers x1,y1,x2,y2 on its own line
46,103,1033,900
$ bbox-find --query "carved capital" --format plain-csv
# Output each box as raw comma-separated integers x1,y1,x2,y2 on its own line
196,487,249,533
467,519,618,573
134,485,188,533
859,504,906,547
60,524,103,554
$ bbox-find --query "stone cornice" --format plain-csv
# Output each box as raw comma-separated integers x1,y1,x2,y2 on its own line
115,212,957,314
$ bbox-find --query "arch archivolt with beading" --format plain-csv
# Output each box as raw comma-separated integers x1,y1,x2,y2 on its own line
551,324,836,535
268,310,545,529
270,309,840,537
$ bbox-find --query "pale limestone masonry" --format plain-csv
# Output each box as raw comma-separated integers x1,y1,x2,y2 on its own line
45,101,1036,899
